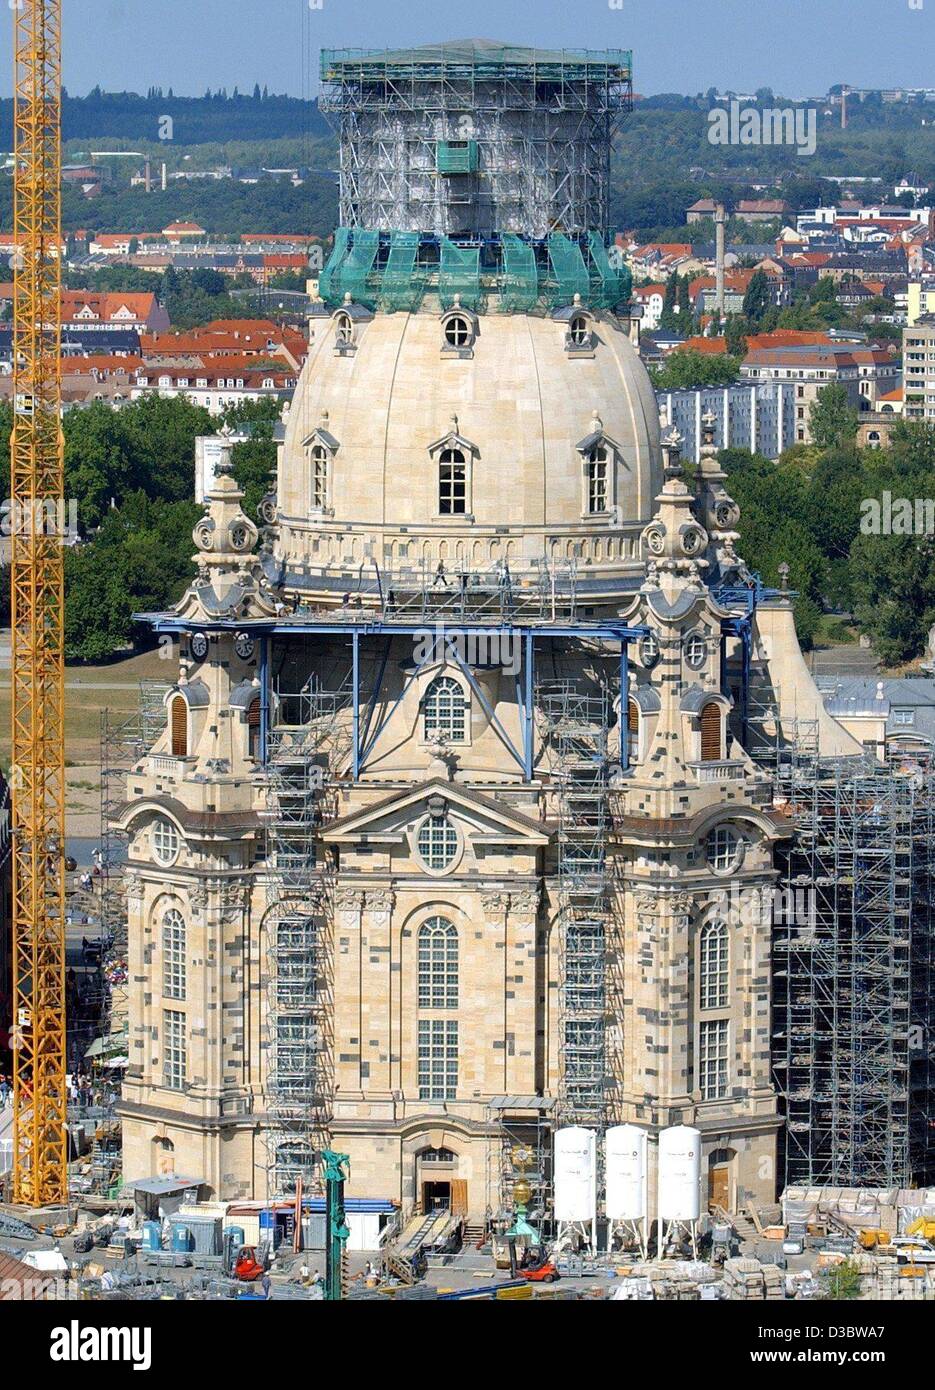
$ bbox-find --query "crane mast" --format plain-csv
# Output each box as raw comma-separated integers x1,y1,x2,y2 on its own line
10,0,67,1207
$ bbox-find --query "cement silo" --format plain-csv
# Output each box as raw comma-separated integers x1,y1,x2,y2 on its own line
554,1126,597,1252
605,1124,649,1257
657,1125,702,1258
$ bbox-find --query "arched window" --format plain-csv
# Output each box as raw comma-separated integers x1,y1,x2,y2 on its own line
438,447,467,515
423,675,467,743
417,814,459,872
700,701,722,761
418,917,458,1008
586,445,608,514
162,907,186,1001
569,313,590,346
627,699,640,763
700,919,728,1010
309,443,329,510
247,696,261,760
417,917,459,1100
334,310,353,345
170,695,187,757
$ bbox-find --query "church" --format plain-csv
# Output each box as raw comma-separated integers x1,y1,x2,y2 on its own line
115,41,873,1226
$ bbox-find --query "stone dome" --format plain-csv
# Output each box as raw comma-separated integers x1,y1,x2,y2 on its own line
275,304,662,600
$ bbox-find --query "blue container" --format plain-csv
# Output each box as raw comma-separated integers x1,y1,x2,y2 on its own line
171,1224,193,1253
142,1220,161,1251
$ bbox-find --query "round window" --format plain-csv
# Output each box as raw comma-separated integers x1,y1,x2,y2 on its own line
152,817,180,866
685,634,707,669
640,632,660,669
444,315,472,348
417,814,459,872
707,825,740,874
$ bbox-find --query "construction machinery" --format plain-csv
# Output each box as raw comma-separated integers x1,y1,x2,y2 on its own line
323,1148,350,1301
10,0,68,1207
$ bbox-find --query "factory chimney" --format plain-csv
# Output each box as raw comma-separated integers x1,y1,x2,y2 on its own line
714,202,727,322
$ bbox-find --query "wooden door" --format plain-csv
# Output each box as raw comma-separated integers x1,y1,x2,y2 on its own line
708,1165,730,1211
450,1179,468,1217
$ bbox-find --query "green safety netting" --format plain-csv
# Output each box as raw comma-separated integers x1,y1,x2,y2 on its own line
379,230,424,313
500,234,539,312
436,139,479,174
335,228,381,306
587,231,631,308
439,238,481,310
547,233,590,308
318,226,351,303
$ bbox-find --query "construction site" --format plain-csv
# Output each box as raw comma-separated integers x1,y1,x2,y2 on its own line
2,16,935,1312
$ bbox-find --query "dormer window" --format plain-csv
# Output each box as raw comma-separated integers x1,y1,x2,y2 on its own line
310,444,329,511
334,310,353,345
429,415,477,518
569,313,590,347
576,415,618,518
440,300,477,356
439,447,467,515
303,417,339,514
586,446,608,514
555,296,595,354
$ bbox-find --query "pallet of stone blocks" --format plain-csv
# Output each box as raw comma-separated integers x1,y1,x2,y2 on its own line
723,1257,785,1300
854,1255,935,1300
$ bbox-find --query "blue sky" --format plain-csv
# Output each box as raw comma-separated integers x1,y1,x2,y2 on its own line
0,0,932,98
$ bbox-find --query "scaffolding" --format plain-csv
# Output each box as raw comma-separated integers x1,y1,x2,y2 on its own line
485,1096,555,1232
262,686,348,1196
320,42,632,239
546,234,591,308
500,233,539,313
439,238,481,310
378,230,424,313
538,684,611,1129
768,739,933,1187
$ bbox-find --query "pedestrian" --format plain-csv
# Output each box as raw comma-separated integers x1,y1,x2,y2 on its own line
261,1272,271,1299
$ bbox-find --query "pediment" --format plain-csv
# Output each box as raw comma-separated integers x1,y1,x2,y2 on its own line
321,778,550,846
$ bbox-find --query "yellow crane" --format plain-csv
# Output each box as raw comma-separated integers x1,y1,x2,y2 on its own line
10,0,67,1207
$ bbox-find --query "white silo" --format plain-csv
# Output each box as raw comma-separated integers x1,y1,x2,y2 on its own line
605,1124,649,1257
605,1125,648,1221
554,1126,597,1252
658,1125,702,1221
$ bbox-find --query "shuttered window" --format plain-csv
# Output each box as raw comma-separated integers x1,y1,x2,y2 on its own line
627,699,639,762
170,696,187,757
247,697,261,759
700,702,721,762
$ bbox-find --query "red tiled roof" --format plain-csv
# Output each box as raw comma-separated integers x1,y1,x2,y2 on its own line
674,336,729,355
